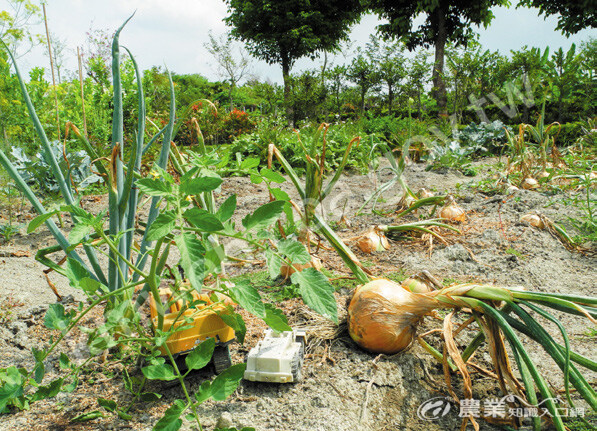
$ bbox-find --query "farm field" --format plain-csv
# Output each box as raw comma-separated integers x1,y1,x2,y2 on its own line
0,1,595,430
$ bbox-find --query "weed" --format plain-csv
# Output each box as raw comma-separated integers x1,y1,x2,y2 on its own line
505,248,524,258
0,295,24,324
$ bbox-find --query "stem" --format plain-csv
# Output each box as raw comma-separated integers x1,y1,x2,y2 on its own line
29,280,144,381
98,229,148,279
164,347,202,430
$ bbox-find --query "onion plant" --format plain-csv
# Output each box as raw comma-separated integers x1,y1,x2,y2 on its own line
348,278,596,430
356,140,445,216
268,124,371,284
0,16,174,300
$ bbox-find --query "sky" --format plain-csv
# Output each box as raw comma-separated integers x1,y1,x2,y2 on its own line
2,0,596,84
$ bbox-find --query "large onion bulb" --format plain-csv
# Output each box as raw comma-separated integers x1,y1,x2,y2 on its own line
439,196,466,222
419,188,434,199
521,177,539,190
357,228,390,253
520,214,545,229
348,279,438,354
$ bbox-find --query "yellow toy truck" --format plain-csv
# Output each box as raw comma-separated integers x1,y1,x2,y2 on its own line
149,287,235,373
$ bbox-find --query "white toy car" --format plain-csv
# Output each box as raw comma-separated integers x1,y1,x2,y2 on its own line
244,329,306,383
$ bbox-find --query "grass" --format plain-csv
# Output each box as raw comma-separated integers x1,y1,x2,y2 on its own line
505,247,524,258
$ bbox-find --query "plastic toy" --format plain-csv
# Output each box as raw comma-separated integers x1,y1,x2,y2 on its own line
149,288,235,373
244,329,306,383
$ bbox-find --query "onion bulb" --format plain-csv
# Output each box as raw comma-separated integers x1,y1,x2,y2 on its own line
348,279,438,354
507,185,519,194
520,214,545,229
401,277,433,293
537,170,550,179
398,193,416,210
280,256,322,278
521,177,539,190
419,188,434,199
357,227,390,253
439,196,466,223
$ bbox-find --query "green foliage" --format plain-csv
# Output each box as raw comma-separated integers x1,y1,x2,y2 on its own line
517,0,596,35
9,140,102,194
224,0,362,67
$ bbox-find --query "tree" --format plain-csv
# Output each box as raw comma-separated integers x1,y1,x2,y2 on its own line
0,0,42,56
346,50,380,116
368,0,508,117
404,50,431,118
43,32,67,84
205,31,251,108
517,0,596,35
546,44,582,122
224,0,362,124
326,65,347,114
365,35,406,113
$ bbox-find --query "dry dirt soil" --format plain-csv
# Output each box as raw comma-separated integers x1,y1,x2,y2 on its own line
0,159,595,431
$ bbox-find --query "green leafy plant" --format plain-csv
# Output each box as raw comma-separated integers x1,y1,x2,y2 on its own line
9,140,102,194
0,21,340,429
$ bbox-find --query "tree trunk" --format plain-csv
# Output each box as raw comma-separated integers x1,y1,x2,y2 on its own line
388,83,393,114
281,54,294,127
432,5,448,118
228,84,234,109
360,86,366,117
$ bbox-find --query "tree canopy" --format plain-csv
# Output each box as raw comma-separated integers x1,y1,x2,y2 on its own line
517,0,596,35
224,0,362,123
368,0,508,116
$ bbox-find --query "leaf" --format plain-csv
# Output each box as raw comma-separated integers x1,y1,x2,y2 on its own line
117,410,133,420
64,258,89,289
79,277,101,296
249,172,263,184
242,201,285,231
216,195,237,222
185,338,215,371
240,157,260,170
71,410,104,422
153,399,185,431
260,168,285,183
87,333,117,356
0,382,23,412
44,303,71,331
68,223,92,246
59,353,71,370
31,378,63,402
228,281,265,318
210,363,246,401
141,364,177,381
217,310,246,344
263,303,292,332
97,397,117,412
194,381,212,404
277,239,311,265
265,248,283,280
146,211,177,241
180,176,223,195
140,392,162,402
27,211,58,233
270,187,290,201
136,178,171,196
291,268,338,323
183,208,224,232
175,233,206,291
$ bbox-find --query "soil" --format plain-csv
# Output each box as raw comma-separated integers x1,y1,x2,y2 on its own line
0,159,595,431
